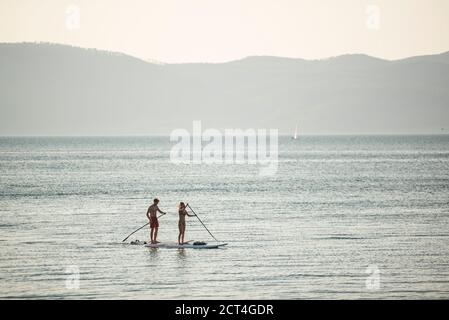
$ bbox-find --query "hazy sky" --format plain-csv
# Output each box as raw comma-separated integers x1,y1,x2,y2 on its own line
1,0,449,63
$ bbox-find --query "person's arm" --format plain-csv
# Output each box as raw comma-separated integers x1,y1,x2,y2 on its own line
157,206,166,215
146,207,151,221
184,204,194,217
184,209,194,217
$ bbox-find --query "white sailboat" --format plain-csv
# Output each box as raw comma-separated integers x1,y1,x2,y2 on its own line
293,124,298,140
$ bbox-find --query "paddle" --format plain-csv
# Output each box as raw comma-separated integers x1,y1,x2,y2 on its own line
121,213,165,242
186,203,220,242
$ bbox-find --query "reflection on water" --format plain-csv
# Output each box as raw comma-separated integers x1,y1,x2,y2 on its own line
147,248,160,259
177,249,187,260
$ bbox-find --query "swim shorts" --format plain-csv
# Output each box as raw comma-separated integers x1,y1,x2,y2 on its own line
150,217,159,228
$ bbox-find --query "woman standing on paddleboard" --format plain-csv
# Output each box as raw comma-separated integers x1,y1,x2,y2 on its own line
178,202,194,245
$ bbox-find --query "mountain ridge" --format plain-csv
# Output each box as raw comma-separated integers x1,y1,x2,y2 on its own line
3,41,449,65
1,42,448,135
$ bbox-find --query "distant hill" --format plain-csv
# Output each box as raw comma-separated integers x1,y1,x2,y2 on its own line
1,42,448,135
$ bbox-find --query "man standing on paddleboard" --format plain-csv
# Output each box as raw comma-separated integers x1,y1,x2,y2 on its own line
146,198,166,244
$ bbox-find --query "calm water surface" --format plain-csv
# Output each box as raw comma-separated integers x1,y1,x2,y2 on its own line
0,135,448,299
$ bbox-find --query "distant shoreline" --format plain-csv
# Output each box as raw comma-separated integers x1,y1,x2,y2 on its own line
0,133,448,138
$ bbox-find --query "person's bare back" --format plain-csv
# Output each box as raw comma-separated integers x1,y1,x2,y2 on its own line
179,208,187,223
147,204,159,218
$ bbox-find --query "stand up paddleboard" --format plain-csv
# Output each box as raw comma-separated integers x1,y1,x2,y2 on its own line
130,239,193,245
145,242,227,249
129,240,227,249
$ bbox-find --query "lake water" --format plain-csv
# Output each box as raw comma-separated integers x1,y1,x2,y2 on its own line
0,135,448,299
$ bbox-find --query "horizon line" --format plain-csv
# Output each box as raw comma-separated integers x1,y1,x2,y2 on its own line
1,133,447,138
